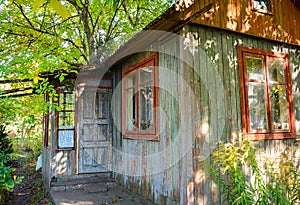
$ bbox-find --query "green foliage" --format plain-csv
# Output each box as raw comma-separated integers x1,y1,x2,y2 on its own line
0,153,23,199
0,95,45,160
0,125,23,202
0,125,13,155
206,140,300,205
0,95,46,125
24,132,42,157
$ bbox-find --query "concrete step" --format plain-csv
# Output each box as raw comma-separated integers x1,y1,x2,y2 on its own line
50,174,115,192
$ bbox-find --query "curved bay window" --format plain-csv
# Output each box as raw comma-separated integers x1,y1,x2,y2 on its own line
238,46,295,140
122,53,158,140
57,79,76,149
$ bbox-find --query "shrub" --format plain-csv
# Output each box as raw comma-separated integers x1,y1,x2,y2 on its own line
0,125,13,156
24,133,42,157
0,125,23,202
0,153,23,202
205,140,300,205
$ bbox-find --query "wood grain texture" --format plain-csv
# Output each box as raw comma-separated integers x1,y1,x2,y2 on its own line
111,23,300,204
191,0,300,45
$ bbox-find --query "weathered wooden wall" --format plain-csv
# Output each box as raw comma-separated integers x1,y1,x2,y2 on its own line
186,0,300,45
112,44,194,204
111,23,300,205
185,23,300,205
42,109,76,185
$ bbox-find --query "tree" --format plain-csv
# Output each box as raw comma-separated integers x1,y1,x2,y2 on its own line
0,0,173,123
1,0,173,75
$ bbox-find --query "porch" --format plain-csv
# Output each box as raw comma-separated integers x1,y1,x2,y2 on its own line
50,175,154,205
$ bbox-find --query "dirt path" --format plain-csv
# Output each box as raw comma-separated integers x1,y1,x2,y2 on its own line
6,155,52,205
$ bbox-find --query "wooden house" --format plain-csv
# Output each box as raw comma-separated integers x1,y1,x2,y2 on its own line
42,0,300,204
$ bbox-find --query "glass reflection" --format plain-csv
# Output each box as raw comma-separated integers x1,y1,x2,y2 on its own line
268,59,285,83
246,56,265,80
253,0,271,11
248,82,268,130
126,88,137,131
269,84,289,130
139,84,153,130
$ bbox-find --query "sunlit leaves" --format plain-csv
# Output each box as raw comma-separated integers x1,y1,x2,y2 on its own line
206,140,300,204
32,0,44,11
1,0,173,127
11,0,71,19
33,76,43,84
49,0,70,19
10,0,24,4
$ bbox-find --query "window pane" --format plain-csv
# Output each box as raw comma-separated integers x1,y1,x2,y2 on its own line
253,0,271,11
126,73,136,88
58,130,74,148
59,112,74,128
139,66,153,83
268,59,285,83
59,93,75,110
246,56,265,80
269,84,289,130
139,84,153,131
248,82,269,130
126,88,137,131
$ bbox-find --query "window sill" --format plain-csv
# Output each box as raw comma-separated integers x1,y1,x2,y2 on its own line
123,133,159,141
243,132,296,141
252,8,274,16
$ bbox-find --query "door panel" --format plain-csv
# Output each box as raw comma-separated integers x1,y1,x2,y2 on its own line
96,92,110,119
78,88,111,173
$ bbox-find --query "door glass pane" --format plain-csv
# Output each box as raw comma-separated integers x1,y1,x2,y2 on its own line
126,88,137,131
140,65,153,83
268,59,285,83
246,56,265,80
139,84,153,131
248,82,268,130
59,112,74,128
269,84,289,130
59,93,75,110
58,130,74,148
253,0,271,12
126,73,136,88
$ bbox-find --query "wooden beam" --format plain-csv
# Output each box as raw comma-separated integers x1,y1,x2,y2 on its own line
0,92,35,99
0,68,80,85
1,87,33,95
0,79,31,84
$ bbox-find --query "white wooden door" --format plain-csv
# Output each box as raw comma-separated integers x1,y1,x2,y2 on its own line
78,88,111,173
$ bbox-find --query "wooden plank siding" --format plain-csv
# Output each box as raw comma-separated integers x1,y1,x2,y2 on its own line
112,40,194,204
43,109,77,187
190,0,300,46
111,23,300,204
186,23,300,204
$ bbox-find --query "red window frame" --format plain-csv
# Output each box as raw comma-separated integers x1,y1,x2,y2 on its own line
56,78,76,150
122,53,159,140
238,46,295,140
